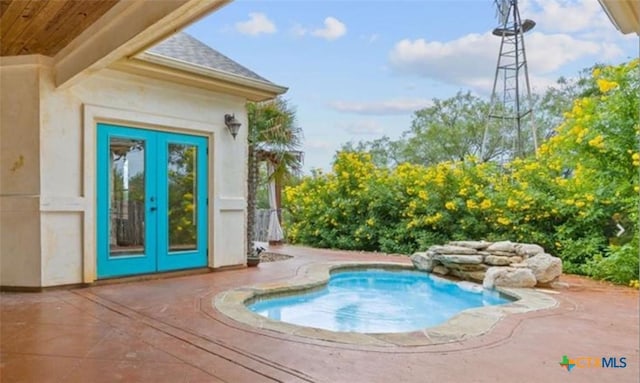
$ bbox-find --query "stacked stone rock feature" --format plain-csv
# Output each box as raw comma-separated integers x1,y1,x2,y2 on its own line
410,240,562,288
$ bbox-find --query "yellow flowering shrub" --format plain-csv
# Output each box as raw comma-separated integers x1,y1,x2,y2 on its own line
284,60,639,283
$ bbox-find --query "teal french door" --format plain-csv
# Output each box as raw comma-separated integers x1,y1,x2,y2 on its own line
97,123,208,279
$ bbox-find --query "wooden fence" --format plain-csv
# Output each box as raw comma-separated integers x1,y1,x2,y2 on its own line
254,209,271,242
111,201,145,247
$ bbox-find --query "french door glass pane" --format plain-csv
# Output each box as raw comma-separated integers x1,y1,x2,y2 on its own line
109,137,145,256
168,144,197,251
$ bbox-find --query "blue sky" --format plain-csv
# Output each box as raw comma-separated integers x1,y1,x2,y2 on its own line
186,0,638,173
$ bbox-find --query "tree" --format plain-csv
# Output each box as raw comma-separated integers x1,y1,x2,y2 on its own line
343,92,512,167
246,97,303,258
344,66,606,169
401,91,508,164
535,65,601,141
341,136,402,168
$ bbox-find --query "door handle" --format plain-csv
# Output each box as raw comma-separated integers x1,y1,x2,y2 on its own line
150,206,157,212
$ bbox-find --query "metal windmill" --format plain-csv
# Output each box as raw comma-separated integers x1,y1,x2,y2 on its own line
482,0,537,161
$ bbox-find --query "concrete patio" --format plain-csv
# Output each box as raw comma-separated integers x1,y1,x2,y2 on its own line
1,246,638,382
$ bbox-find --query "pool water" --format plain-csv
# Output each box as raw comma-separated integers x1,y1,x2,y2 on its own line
248,269,511,333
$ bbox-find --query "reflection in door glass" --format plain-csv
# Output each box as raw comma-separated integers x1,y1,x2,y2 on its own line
109,138,145,256
168,144,197,251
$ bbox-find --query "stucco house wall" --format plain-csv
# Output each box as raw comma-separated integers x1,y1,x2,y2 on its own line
1,56,249,287
0,58,43,287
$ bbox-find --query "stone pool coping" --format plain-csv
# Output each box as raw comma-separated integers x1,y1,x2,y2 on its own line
213,261,558,347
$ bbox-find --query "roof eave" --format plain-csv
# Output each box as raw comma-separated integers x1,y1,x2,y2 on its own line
598,0,640,35
114,51,287,101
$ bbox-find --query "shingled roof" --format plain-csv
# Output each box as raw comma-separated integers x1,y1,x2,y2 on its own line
147,32,273,84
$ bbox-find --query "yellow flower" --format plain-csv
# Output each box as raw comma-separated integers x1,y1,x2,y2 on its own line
524,162,539,171
425,212,443,225
592,67,601,78
507,198,518,209
572,104,583,116
445,201,456,210
480,199,492,209
366,218,375,226
597,78,618,93
588,135,605,149
418,190,428,200
466,199,478,209
537,144,549,155
575,201,586,208
497,217,511,225
632,153,640,167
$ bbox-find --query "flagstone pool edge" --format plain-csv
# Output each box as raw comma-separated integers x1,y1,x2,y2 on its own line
213,261,558,347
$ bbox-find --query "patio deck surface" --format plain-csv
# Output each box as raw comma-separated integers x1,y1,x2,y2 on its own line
1,245,638,382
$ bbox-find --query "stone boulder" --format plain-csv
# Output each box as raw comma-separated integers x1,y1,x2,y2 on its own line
434,254,484,264
432,265,449,275
489,250,517,257
411,252,434,272
445,263,488,272
515,243,545,258
486,241,516,253
450,269,486,283
410,240,562,289
430,245,479,255
525,253,562,284
484,255,512,266
447,241,492,250
483,267,537,289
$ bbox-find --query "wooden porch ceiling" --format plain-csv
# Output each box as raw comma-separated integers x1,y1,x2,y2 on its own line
0,0,119,56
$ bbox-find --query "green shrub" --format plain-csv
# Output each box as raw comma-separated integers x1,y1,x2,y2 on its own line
284,60,639,284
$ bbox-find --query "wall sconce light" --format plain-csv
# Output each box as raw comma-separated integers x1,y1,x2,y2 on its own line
224,114,241,139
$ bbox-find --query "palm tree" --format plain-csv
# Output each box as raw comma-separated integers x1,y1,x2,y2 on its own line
246,97,303,260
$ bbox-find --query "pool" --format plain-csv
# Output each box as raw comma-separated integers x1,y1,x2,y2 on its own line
248,268,511,333
215,261,557,346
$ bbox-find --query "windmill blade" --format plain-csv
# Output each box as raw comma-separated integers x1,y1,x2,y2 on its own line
494,0,510,25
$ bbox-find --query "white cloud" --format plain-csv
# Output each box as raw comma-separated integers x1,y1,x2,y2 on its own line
329,98,432,115
526,32,602,72
388,30,615,93
388,33,503,91
235,13,276,36
519,0,611,34
312,17,347,41
341,120,385,136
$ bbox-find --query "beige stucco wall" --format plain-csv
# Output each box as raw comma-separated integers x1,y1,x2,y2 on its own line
0,59,43,287
1,57,249,287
